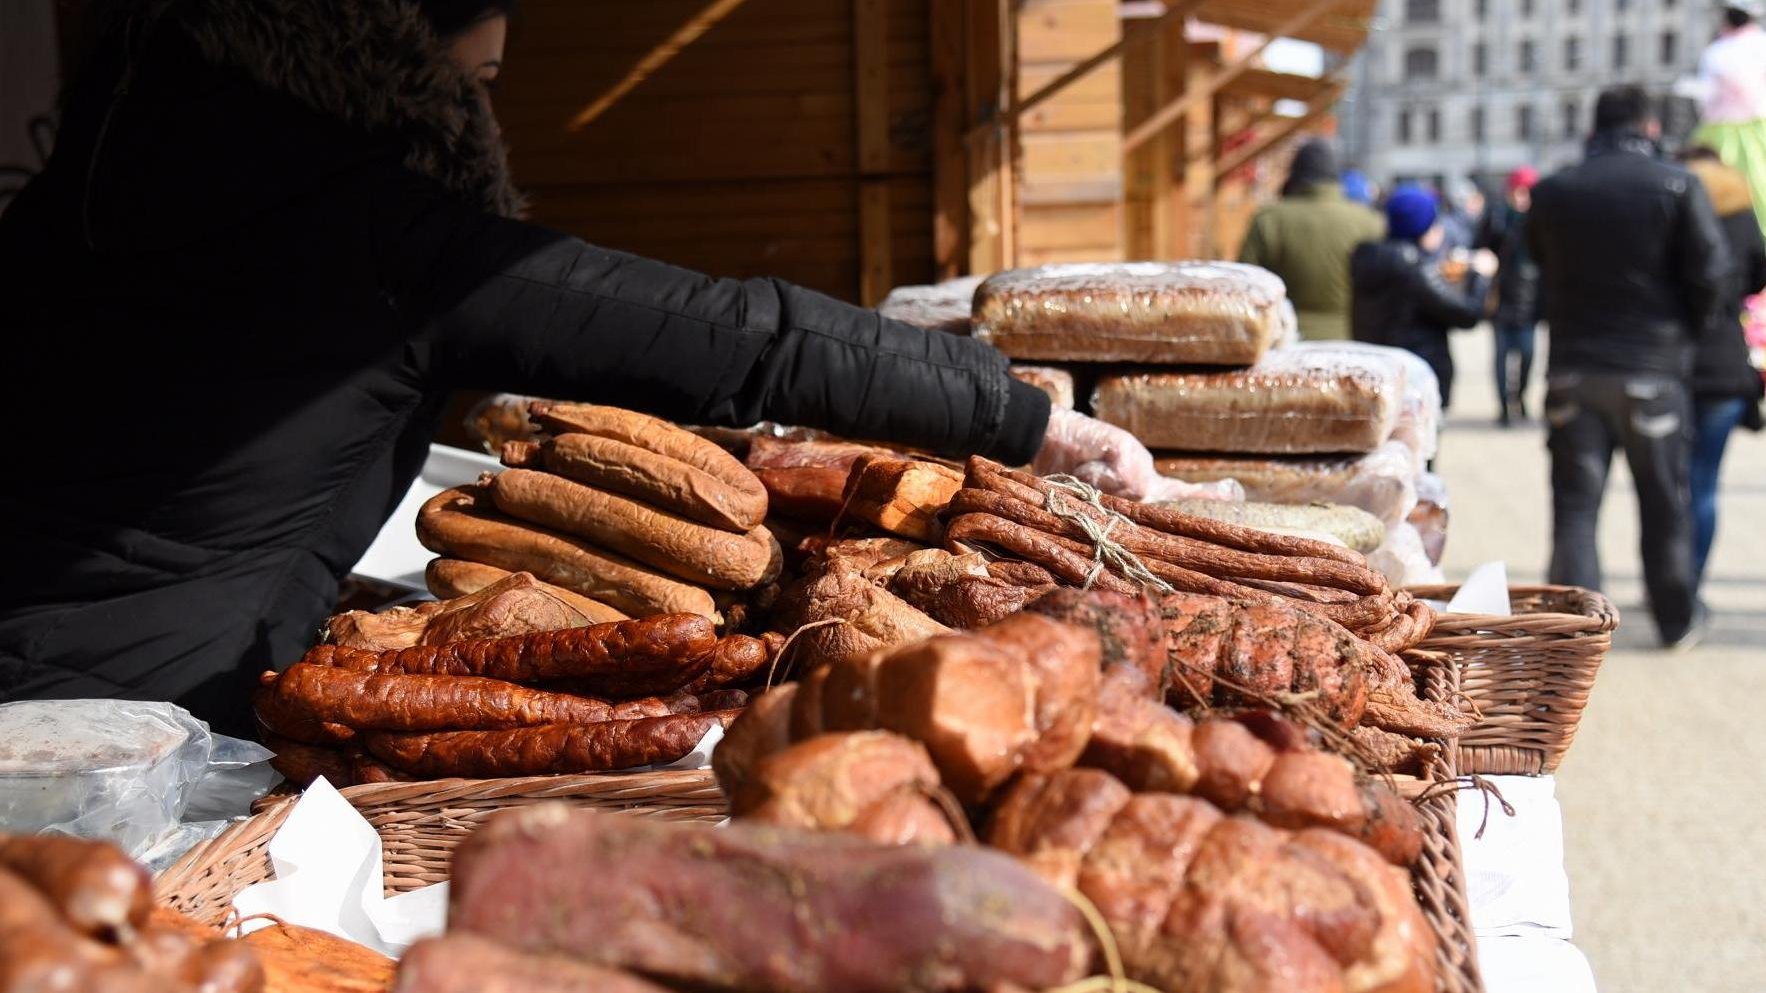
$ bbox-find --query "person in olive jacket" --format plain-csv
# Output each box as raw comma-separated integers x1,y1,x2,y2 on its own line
1238,139,1385,341
1349,186,1497,410
1681,146,1766,591
0,0,1144,734
1526,86,1732,649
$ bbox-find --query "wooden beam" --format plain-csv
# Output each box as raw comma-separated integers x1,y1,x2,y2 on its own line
853,0,890,304
1122,0,1337,153
930,0,969,278
1214,81,1346,180
965,0,1013,274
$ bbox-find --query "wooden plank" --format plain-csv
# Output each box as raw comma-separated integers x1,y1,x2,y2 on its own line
1020,203,1122,248
1122,0,1337,153
965,0,1013,274
858,181,895,305
930,0,969,277
1016,0,1119,63
853,0,890,174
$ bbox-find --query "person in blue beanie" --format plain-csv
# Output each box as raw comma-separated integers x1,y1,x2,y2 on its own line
1342,169,1376,206
1350,185,1497,409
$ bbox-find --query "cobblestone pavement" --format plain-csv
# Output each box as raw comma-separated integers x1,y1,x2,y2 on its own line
1436,328,1766,993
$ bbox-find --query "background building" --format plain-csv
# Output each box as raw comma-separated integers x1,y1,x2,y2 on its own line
1340,0,1717,195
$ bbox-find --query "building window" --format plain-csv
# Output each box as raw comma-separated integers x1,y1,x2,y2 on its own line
1405,46,1440,81
1405,0,1440,23
1473,42,1487,77
1613,34,1629,70
1470,105,1486,142
1568,0,1580,12
1564,37,1581,72
1661,31,1678,66
1520,39,1537,74
1521,0,1535,15
1427,108,1442,143
1475,0,1488,17
1616,0,1629,9
1518,104,1535,141
1397,110,1413,145
1562,99,1579,139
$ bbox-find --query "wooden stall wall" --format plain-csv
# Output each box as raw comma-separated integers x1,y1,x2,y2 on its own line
495,0,937,306
1013,0,1124,266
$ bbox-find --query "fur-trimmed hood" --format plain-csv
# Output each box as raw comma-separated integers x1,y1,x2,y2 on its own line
1687,158,1756,218
166,0,522,217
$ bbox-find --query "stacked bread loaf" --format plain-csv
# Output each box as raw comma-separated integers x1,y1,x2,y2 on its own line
417,403,782,620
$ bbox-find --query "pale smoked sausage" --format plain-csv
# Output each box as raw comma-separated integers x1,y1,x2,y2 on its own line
365,711,739,778
526,403,766,511
489,469,781,591
512,433,767,533
416,486,716,618
424,559,629,623
300,615,716,696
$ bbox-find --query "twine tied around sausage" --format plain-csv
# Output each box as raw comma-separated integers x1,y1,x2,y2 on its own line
1039,474,1176,596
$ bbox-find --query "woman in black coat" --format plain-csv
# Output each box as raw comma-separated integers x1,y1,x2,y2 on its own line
0,0,1135,733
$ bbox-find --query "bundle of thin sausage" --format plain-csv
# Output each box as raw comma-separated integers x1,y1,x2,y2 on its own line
0,834,263,993
418,403,780,620
712,602,1439,993
257,595,776,783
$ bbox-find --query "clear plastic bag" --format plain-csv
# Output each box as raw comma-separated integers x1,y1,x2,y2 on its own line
1287,341,1441,467
876,275,986,335
973,261,1293,364
1369,521,1444,588
1155,440,1420,527
0,700,275,859
1094,347,1405,455
1410,471,1450,566
1034,409,1162,500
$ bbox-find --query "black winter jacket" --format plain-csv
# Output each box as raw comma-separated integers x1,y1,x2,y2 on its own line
1476,203,1542,328
1686,159,1766,408
0,0,1048,733
1349,239,1490,409
1527,130,1731,379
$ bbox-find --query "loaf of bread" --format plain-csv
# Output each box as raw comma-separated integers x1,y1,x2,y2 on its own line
1155,441,1420,527
972,261,1294,365
1008,365,1075,409
1095,346,1404,454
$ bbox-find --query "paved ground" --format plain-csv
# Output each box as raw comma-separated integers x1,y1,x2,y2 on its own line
1435,329,1766,993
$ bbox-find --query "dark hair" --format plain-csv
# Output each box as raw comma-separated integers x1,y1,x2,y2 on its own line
1593,85,1652,133
419,0,515,39
1724,7,1753,29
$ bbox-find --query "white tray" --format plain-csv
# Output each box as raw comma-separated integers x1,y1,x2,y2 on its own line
349,444,500,591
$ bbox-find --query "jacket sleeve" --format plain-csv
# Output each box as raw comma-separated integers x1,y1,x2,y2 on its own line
1676,178,1734,337
1741,213,1766,299
374,187,1050,463
1413,262,1489,329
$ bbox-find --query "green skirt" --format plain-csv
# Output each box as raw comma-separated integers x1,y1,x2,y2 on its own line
1695,119,1766,237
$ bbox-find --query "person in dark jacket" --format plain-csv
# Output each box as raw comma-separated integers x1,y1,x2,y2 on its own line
1349,185,1496,410
1681,145,1766,590
1527,86,1732,649
0,0,1144,734
1477,166,1545,426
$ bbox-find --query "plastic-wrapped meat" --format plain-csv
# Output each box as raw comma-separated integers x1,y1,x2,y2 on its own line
1095,346,1405,455
973,262,1293,365
1009,365,1076,409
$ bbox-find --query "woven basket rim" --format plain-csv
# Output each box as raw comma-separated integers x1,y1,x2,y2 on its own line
1405,583,1619,634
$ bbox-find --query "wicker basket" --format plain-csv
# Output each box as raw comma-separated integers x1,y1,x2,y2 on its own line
1406,584,1617,776
154,769,723,928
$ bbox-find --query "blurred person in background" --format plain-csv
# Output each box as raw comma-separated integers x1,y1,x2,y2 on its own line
1528,86,1731,650
1239,138,1385,340
1695,2,1766,235
1478,166,1546,426
1437,181,1485,256
1342,169,1377,206
1349,185,1497,410
1680,145,1766,591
